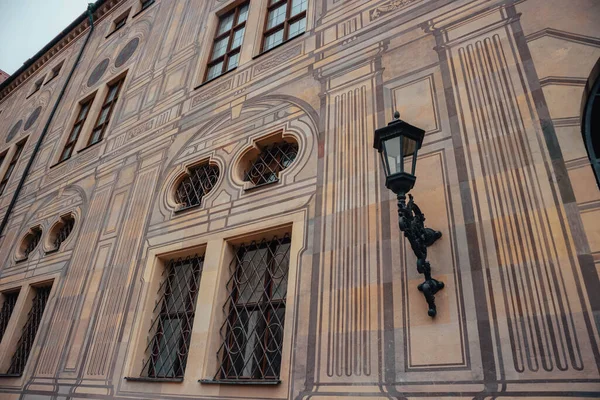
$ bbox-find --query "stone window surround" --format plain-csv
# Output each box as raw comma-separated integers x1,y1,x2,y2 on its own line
50,70,129,168
194,0,311,90
123,213,304,398
0,277,57,379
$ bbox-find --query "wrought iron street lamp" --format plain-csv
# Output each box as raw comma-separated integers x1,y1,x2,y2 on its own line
374,111,444,317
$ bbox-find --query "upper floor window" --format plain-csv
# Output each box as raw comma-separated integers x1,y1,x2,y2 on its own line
110,10,130,35
175,162,220,210
28,77,44,97
5,284,52,375
140,254,204,379
214,234,291,382
140,0,154,12
45,61,63,84
88,77,125,146
49,214,75,251
0,139,26,196
60,97,94,161
206,2,249,82
262,0,307,52
245,141,298,187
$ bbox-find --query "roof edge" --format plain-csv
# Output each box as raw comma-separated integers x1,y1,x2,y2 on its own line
0,0,109,98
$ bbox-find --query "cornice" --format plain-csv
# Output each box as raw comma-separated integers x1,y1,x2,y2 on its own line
0,0,124,103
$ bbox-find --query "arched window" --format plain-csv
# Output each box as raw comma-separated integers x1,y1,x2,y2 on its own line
175,163,220,210
48,214,75,252
583,60,600,187
17,227,42,261
244,141,298,187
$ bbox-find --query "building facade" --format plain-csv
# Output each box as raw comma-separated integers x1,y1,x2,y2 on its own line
0,71,9,85
0,0,599,399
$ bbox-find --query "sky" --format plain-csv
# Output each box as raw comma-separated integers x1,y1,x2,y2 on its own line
0,0,90,75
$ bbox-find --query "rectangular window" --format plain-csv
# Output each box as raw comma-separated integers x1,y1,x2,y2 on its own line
29,78,44,97
0,290,20,342
88,77,125,146
46,61,63,84
60,97,94,162
205,2,249,82
0,139,26,196
6,284,51,375
141,0,154,11
140,254,204,379
112,12,129,33
262,0,307,52
215,234,291,381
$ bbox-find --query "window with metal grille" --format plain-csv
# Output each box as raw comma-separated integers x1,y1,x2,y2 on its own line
20,228,42,260
60,97,94,162
139,255,204,379
6,284,51,375
88,77,125,146
213,234,291,382
0,290,20,342
175,163,220,210
245,141,298,187
262,0,307,52
52,216,75,250
0,139,26,196
205,2,249,82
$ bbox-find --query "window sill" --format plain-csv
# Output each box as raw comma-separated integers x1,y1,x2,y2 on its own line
77,139,103,154
49,157,70,169
173,203,201,213
125,376,183,383
194,67,238,91
243,179,279,192
252,32,306,60
105,25,125,39
0,374,22,378
44,247,59,255
44,75,58,86
132,0,155,19
199,379,281,386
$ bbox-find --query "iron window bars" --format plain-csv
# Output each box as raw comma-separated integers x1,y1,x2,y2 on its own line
262,0,307,52
212,234,291,383
0,291,20,342
245,141,298,187
0,139,26,196
6,285,51,375
88,77,125,146
22,228,42,259
60,97,94,161
205,2,249,82
175,163,220,210
139,255,204,379
53,216,75,250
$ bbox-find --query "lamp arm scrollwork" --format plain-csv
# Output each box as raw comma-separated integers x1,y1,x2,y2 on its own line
397,193,444,317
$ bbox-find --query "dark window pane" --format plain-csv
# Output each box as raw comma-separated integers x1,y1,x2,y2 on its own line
0,291,19,342
175,163,220,209
7,285,52,375
140,255,204,379
215,234,291,381
245,141,298,187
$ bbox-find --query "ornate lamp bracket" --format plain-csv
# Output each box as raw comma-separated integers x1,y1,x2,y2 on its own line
397,193,444,317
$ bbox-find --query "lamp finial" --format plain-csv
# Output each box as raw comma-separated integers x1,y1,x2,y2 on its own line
393,111,400,120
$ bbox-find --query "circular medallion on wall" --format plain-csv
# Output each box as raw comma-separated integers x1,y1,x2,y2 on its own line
24,106,42,131
6,120,23,143
87,58,110,87
115,38,139,68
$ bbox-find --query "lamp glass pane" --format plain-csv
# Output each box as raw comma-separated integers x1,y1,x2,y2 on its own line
383,136,402,175
402,136,417,157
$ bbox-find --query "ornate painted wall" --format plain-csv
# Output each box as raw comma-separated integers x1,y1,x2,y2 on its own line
0,0,599,399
